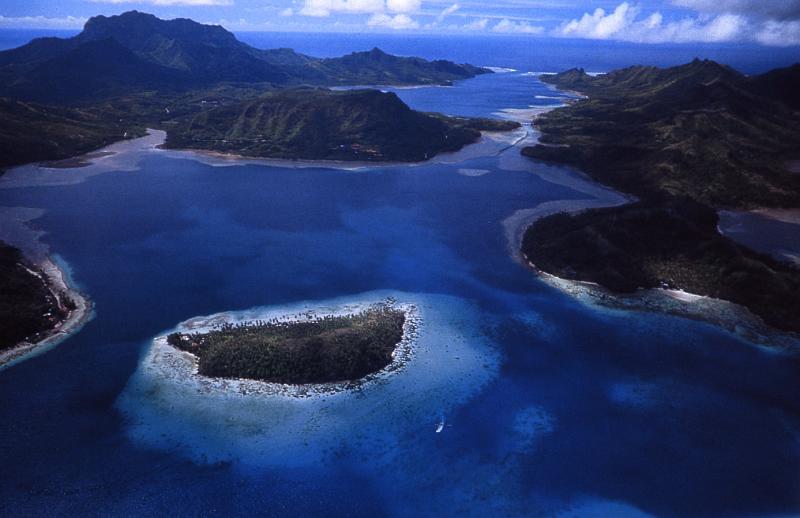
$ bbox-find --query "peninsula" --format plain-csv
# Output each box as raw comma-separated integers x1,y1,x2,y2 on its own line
521,60,800,333
0,241,91,365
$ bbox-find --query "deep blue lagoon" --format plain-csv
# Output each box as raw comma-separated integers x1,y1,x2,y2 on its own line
0,70,799,517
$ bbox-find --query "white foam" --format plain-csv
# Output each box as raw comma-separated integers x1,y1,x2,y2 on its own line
457,168,491,177
485,66,517,73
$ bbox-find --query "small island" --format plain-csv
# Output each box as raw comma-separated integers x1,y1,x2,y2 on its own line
166,305,406,384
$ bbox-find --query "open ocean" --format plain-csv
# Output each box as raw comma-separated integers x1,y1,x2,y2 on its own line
0,30,799,517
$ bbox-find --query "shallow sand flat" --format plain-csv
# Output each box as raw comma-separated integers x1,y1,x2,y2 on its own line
0,206,48,261
0,130,166,189
751,208,800,226
718,209,800,265
0,124,522,183
116,291,500,467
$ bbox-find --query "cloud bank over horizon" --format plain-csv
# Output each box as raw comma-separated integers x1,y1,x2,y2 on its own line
1,0,798,46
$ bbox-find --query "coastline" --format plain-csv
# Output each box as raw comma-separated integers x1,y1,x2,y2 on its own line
512,171,800,350
1,126,527,187
532,264,798,351
509,89,798,349
0,255,93,370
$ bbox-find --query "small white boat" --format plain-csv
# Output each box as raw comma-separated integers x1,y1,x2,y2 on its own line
435,417,445,433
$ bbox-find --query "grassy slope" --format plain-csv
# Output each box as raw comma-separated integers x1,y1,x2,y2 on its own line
164,88,518,162
523,60,800,209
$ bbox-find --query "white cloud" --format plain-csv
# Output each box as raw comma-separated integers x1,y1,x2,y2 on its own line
558,3,638,39
463,18,489,30
300,0,385,17
555,2,751,43
90,0,232,5
386,0,421,14
280,7,294,16
367,13,419,29
672,0,800,46
300,0,418,17
755,19,800,46
436,3,460,24
492,18,544,34
672,0,800,20
0,15,87,29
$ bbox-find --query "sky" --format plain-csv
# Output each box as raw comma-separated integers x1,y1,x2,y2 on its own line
1,0,799,46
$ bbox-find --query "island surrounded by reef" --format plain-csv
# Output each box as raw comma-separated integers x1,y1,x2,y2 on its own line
167,305,406,384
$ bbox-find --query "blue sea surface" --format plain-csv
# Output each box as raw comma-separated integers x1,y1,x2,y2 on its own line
0,62,799,517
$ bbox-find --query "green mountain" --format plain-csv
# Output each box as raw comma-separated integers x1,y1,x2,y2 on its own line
0,11,489,103
524,60,800,208
165,88,517,162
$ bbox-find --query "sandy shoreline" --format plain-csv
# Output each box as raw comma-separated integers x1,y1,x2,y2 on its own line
0,256,93,370
535,266,798,351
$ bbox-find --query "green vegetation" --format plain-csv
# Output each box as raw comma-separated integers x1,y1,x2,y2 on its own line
524,60,800,208
0,242,67,351
522,198,800,332
521,60,800,332
167,306,406,383
165,88,518,162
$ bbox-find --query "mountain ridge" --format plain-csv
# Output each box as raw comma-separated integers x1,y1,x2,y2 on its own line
0,11,490,103
524,59,800,208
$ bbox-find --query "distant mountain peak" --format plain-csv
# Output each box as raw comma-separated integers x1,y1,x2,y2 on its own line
80,10,238,49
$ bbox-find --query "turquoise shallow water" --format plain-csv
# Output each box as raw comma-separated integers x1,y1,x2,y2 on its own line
0,72,799,517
